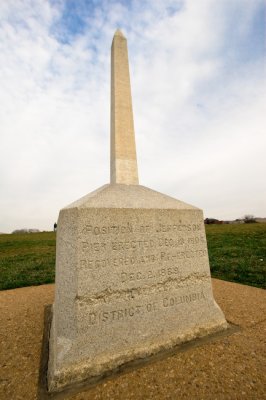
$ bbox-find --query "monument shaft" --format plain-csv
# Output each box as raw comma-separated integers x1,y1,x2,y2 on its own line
111,30,138,185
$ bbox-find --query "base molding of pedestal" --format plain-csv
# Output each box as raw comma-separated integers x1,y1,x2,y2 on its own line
38,305,240,400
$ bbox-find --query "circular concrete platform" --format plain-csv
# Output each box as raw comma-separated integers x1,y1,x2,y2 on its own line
0,279,265,400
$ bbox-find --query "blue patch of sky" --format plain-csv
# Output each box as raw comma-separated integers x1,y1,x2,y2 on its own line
192,4,265,111
240,5,266,62
222,4,265,66
51,0,129,40
165,1,184,16
51,0,97,44
51,0,185,45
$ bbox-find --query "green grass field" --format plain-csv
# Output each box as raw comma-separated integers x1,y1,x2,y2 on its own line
206,223,266,289
0,232,56,290
0,224,265,290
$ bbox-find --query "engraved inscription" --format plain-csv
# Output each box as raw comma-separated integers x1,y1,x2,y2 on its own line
120,266,180,283
79,254,157,269
78,218,209,293
136,225,151,233
111,239,155,250
83,223,133,235
81,222,203,236
82,241,106,252
155,223,201,233
158,237,185,247
187,235,206,245
84,291,206,326
80,236,206,254
160,249,208,261
87,302,157,325
163,291,205,307
79,248,208,270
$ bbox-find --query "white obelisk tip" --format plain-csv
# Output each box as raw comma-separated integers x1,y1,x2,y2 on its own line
113,29,125,38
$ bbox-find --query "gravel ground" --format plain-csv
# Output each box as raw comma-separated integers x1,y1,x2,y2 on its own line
0,279,265,400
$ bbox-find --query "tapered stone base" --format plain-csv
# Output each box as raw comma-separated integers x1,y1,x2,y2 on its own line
48,184,227,392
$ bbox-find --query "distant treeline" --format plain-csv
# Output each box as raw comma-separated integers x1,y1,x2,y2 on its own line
204,215,265,224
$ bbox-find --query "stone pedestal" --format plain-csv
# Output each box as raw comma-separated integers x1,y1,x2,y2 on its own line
48,184,227,391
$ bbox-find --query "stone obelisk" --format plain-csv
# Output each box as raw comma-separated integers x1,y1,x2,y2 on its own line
47,30,227,393
111,30,138,185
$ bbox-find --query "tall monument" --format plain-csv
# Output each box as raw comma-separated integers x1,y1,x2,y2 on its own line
48,30,227,392
111,30,138,185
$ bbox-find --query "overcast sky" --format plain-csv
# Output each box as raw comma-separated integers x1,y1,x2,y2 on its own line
0,0,265,233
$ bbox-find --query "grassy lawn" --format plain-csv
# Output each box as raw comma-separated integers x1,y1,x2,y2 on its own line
0,232,56,290
0,223,265,290
206,223,266,289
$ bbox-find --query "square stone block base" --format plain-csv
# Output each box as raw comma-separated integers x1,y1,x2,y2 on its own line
48,184,227,391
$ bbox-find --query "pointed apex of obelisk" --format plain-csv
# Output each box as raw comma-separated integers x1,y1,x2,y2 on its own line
110,28,139,185
113,29,125,38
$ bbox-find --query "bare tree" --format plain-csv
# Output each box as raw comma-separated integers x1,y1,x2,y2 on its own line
243,215,256,223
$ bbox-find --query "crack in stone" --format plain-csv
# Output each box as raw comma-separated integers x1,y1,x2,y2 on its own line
75,273,209,305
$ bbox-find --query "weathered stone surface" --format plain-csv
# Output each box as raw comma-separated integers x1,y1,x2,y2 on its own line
48,184,227,391
110,30,138,185
47,29,227,392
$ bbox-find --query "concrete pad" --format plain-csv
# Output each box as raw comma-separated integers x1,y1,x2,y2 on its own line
0,279,265,400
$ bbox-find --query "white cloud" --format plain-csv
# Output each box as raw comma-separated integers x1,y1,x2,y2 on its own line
0,0,265,232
